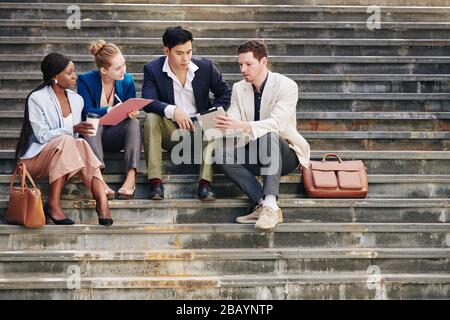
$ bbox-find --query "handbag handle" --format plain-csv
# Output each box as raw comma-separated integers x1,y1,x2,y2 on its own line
321,153,343,163
9,163,37,193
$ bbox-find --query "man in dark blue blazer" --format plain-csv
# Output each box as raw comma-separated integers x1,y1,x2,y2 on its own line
142,26,231,200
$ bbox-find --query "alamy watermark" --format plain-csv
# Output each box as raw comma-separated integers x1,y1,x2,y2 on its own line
169,128,282,176
66,5,81,30
66,265,81,289
366,265,387,299
367,5,381,30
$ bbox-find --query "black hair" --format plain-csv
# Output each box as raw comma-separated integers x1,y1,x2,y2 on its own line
162,26,193,49
15,52,71,160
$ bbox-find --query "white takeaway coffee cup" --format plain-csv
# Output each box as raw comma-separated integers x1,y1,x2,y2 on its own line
86,113,100,136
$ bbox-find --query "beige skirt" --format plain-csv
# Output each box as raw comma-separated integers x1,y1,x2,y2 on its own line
20,135,104,187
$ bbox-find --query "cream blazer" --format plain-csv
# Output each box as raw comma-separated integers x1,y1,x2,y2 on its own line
227,71,310,168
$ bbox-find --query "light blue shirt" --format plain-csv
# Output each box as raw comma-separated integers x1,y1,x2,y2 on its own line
21,85,83,159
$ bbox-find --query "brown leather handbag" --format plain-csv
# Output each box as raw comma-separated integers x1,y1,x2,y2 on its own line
302,153,368,198
5,163,45,228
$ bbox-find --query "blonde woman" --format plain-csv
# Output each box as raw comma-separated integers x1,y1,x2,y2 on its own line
78,40,141,199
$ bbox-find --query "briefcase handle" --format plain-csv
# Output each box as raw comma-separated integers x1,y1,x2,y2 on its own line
10,163,38,193
321,153,343,163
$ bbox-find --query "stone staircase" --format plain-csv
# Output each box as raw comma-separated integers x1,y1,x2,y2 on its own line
0,0,448,299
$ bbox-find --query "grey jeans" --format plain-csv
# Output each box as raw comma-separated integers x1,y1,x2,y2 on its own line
84,118,141,173
216,132,299,203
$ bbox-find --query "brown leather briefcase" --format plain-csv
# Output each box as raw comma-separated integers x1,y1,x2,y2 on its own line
5,163,45,228
302,153,368,198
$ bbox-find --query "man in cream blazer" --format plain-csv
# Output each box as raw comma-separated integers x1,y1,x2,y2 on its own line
215,40,310,230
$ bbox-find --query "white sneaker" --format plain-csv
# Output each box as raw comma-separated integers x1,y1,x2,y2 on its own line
255,206,283,230
236,204,264,224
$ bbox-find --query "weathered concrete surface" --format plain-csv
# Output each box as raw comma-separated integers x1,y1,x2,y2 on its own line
0,0,449,300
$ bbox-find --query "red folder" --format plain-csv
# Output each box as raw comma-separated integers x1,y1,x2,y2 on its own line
99,98,152,126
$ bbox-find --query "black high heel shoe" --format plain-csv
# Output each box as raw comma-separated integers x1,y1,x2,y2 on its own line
96,206,113,226
43,204,75,225
98,218,113,226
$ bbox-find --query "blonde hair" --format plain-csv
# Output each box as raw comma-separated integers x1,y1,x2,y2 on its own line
89,40,121,69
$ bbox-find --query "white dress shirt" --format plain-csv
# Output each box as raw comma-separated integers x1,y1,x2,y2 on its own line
162,57,199,120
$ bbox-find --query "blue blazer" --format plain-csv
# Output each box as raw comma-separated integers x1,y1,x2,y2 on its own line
77,70,136,120
141,56,231,116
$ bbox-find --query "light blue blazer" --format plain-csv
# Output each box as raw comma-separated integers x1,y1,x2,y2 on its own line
21,85,83,159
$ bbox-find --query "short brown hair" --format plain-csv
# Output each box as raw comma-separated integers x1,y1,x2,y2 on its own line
236,40,268,61
89,40,121,69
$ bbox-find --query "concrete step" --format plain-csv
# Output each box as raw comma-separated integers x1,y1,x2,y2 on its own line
2,95,449,113
3,88,450,114
4,93,450,113
297,112,450,131
5,72,450,82
0,0,448,302
3,54,450,74
300,120,449,132
2,20,450,39
2,149,449,175
0,248,448,277
0,223,449,250
6,129,449,140
6,91,450,101
299,97,450,112
2,4,450,22
2,110,448,131
0,94,450,120
0,173,449,199
1,130,448,150
70,150,450,175
0,198,448,224
3,0,450,6
0,272,448,299
3,37,450,56
3,72,450,94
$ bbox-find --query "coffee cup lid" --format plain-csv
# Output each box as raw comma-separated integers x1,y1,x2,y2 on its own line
86,113,101,118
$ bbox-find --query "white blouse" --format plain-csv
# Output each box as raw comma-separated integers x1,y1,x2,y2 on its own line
62,113,73,131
